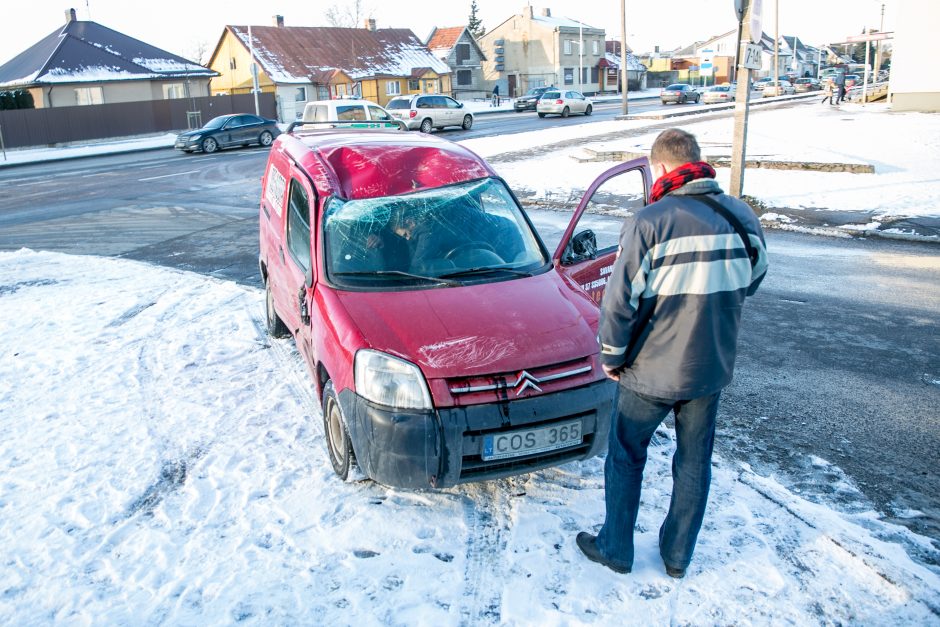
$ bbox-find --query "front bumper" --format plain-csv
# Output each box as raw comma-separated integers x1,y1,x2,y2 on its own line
337,378,615,489
514,100,537,111
174,136,202,151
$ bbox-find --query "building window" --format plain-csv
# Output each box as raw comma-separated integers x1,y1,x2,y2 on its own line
408,79,420,91
592,40,599,55
229,57,237,70
386,80,401,95
162,83,186,99
456,42,470,64
295,87,306,102
564,68,574,85
75,87,103,105
564,40,573,55
457,69,472,86
591,67,599,83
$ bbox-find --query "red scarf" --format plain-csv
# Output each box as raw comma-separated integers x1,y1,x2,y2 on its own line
649,161,716,203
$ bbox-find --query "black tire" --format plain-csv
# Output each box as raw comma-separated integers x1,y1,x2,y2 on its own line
265,279,289,338
201,137,218,154
259,130,274,146
584,104,592,116
537,112,546,118
561,106,570,118
461,115,473,130
322,381,355,481
661,100,668,105
420,118,433,133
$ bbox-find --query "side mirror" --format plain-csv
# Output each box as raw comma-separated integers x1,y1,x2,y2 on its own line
458,102,464,108
563,229,598,264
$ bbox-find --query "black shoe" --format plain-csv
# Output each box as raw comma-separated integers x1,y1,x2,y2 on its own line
576,532,631,574
665,564,686,579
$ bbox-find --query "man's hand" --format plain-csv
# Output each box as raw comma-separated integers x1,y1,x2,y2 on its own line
602,365,620,382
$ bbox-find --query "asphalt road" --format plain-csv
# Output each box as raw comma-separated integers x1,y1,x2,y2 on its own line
1,108,938,564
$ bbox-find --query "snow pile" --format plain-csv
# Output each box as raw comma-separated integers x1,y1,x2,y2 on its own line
1,249,938,624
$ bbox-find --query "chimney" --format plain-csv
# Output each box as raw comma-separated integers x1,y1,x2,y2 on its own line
65,8,77,22
524,5,534,19
273,15,284,28
541,8,551,17
364,18,376,32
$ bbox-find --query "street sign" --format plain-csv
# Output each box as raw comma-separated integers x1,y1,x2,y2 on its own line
750,0,763,44
742,43,762,70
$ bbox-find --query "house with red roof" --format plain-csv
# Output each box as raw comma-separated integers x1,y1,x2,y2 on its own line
426,26,488,100
207,16,452,121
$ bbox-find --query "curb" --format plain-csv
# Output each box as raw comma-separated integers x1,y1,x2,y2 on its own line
0,144,173,169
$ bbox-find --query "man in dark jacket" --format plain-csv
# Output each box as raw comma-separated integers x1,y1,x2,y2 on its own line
576,128,768,578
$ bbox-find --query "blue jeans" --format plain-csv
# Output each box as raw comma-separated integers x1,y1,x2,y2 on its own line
595,386,721,571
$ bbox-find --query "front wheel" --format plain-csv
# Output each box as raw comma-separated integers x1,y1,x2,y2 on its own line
584,104,592,116
265,279,289,338
561,106,570,118
461,114,473,130
322,381,356,481
420,118,433,133
259,130,274,146
201,137,218,154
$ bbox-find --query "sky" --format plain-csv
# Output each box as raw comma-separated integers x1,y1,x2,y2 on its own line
1,0,897,66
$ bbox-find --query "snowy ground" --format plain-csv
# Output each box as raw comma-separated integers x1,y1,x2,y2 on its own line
1,249,938,625
461,101,940,240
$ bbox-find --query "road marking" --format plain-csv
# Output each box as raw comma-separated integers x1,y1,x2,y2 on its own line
138,169,201,181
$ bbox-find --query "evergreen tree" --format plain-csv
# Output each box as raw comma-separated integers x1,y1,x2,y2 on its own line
468,0,485,39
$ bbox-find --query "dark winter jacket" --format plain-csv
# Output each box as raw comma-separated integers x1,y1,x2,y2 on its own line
598,178,768,399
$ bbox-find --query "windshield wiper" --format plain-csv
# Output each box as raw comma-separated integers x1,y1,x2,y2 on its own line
333,270,461,287
437,266,534,279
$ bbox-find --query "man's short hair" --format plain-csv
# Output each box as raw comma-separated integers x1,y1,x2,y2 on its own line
650,128,701,167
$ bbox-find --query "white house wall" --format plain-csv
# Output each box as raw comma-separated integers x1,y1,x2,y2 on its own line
890,0,940,111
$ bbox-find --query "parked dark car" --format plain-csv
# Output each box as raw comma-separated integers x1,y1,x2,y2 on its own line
514,86,555,112
793,77,822,92
175,114,281,154
660,84,700,105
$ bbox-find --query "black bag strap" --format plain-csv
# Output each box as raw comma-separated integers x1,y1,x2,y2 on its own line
694,194,759,268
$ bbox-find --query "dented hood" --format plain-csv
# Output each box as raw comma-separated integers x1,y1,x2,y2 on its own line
334,270,600,380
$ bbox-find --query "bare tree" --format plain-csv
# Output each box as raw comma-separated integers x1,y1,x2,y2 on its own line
325,0,373,28
181,40,210,65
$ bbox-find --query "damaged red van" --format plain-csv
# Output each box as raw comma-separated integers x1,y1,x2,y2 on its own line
259,125,650,489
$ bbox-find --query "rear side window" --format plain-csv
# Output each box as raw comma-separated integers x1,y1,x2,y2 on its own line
385,98,410,110
416,97,433,109
336,105,367,121
286,180,311,271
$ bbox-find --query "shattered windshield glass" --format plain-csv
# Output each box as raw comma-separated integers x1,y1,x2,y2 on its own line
324,178,548,289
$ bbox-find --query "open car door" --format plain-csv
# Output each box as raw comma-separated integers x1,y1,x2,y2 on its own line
554,157,651,305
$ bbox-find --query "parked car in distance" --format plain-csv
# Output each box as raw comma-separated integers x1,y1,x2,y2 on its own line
536,90,593,117
514,85,555,112
175,114,280,154
259,125,650,489
762,80,795,97
793,78,822,92
385,94,474,132
660,84,701,105
702,84,736,104
300,99,398,126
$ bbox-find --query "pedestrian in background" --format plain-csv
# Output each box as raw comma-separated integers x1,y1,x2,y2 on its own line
576,128,768,579
835,71,847,104
491,84,500,107
821,79,835,105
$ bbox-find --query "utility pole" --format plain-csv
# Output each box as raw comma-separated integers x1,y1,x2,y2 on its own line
621,0,628,114
874,2,885,75
730,0,761,198
579,21,584,95
248,24,260,116
773,0,779,89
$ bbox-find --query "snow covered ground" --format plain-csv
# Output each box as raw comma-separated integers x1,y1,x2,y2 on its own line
461,101,940,239
2,249,938,625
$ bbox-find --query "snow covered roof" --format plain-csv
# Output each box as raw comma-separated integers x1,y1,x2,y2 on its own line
226,25,451,85
0,19,215,88
533,14,600,32
603,52,647,72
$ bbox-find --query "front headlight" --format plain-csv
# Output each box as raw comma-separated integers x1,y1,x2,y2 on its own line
188,134,201,142
354,349,432,410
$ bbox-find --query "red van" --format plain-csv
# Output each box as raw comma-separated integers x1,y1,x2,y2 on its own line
259,126,651,489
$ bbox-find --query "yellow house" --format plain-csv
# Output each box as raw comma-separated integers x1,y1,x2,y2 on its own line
207,17,452,121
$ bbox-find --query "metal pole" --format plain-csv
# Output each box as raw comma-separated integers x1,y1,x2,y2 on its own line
862,30,871,103
0,124,6,161
733,16,744,84
874,3,884,77
578,21,583,95
730,0,755,198
248,24,260,116
773,0,779,91
620,0,628,115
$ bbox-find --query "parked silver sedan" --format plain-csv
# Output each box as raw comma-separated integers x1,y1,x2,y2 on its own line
536,90,593,118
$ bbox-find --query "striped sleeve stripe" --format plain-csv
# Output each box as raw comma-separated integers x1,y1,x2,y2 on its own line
601,343,627,356
645,257,754,297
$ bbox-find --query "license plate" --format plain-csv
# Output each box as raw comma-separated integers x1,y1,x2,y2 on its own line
482,420,582,461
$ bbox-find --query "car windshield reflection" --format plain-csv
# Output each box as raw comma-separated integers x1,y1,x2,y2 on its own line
324,178,548,289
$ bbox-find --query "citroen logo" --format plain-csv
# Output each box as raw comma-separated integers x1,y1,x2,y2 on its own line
512,370,543,396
